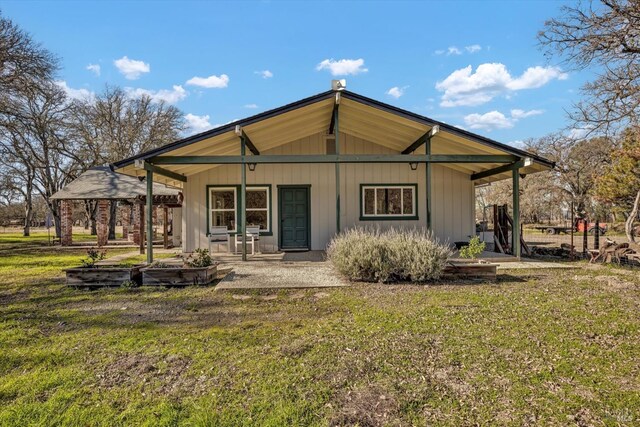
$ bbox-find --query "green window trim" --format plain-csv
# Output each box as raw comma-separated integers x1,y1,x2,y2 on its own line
206,184,273,236
359,183,419,221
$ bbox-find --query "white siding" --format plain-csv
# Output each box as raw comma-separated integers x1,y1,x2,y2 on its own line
181,132,475,252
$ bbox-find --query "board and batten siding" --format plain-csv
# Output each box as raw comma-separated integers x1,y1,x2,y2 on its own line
181,132,475,252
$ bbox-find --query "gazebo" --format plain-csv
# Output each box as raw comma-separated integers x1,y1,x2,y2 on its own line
51,166,181,251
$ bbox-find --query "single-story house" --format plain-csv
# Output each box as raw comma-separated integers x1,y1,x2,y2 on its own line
113,86,554,261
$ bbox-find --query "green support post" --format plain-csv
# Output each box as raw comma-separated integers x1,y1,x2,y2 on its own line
334,104,341,234
240,137,247,261
512,167,520,259
425,139,432,230
146,169,154,264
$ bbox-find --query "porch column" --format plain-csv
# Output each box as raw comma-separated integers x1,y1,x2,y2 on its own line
425,139,432,230
334,102,341,234
121,204,130,240
512,167,521,259
60,199,73,246
96,199,109,247
163,206,169,249
240,136,247,261
139,204,145,255
146,170,154,263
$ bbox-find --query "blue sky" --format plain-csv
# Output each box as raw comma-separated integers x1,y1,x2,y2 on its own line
2,0,591,146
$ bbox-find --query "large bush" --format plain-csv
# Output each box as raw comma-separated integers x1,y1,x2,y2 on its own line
327,227,452,283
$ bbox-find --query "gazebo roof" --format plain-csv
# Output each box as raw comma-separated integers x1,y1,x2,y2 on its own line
51,166,180,201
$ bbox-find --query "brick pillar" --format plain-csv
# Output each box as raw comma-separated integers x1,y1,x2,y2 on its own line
96,200,109,247
60,200,73,246
132,203,142,245
121,205,131,240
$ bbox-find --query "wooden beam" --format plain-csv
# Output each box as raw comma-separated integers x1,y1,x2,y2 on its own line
135,160,187,182
146,169,154,264
470,159,524,181
401,125,440,154
242,130,260,156
334,103,340,233
240,137,247,261
512,168,521,259
151,154,519,165
329,92,340,135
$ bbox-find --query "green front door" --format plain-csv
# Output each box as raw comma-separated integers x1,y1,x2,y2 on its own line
279,186,310,250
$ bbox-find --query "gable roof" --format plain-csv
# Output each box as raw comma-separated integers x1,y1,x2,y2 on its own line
113,89,554,187
51,166,179,200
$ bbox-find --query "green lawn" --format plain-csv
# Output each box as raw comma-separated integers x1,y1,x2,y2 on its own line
0,235,638,426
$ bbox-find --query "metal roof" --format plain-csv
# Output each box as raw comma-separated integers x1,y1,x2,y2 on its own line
51,166,179,200
112,89,555,187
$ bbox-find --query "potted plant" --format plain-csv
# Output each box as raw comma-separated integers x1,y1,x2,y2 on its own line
445,236,497,279
65,249,144,287
141,248,218,286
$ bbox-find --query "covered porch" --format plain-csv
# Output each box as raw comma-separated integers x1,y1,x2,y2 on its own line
113,89,554,263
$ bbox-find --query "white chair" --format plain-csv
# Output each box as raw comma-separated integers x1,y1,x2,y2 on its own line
246,226,261,254
208,226,230,253
234,226,260,255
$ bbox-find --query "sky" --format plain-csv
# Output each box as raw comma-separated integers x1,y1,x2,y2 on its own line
2,0,593,146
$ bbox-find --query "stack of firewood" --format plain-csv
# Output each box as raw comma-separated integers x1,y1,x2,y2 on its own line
590,239,640,265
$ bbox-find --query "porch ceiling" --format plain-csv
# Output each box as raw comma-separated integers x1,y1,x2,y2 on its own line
114,90,553,188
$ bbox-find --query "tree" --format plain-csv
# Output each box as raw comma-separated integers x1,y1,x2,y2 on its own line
0,12,60,236
539,0,640,134
67,86,185,239
525,133,614,216
595,127,640,242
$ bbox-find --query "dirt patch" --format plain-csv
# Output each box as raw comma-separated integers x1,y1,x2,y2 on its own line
96,353,205,397
593,275,636,290
329,385,400,427
280,338,313,358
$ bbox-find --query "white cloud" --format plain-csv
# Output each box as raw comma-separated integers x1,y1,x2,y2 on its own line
434,49,445,55
86,64,101,76
510,108,544,119
508,140,525,148
464,111,514,131
185,113,212,134
186,73,229,89
567,127,592,139
316,58,368,76
244,104,258,109
464,108,544,131
126,85,187,104
255,70,273,79
113,56,150,80
436,63,568,107
447,46,462,55
386,86,407,99
465,44,482,53
55,81,94,101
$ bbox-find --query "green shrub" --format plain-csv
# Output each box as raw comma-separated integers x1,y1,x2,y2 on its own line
327,227,452,283
80,248,106,268
185,248,214,268
459,235,486,260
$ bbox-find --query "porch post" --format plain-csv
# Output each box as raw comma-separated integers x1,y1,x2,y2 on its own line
241,136,247,261
334,103,341,234
425,139,432,230
512,167,520,259
146,170,154,264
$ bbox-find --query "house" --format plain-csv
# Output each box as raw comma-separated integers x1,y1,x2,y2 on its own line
113,86,554,262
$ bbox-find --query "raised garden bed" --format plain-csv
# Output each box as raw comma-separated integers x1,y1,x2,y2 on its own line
65,265,143,287
443,261,497,280
141,264,218,286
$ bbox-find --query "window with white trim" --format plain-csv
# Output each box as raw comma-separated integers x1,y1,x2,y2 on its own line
208,186,271,233
361,185,417,218
209,187,237,231
245,187,270,231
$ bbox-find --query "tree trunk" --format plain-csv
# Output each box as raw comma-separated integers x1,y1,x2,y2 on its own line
108,200,117,240
23,187,33,237
625,188,640,243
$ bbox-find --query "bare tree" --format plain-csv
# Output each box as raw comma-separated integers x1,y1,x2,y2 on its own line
539,0,640,133
67,86,184,239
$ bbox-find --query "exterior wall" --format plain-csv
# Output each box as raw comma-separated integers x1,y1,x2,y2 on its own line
182,132,475,252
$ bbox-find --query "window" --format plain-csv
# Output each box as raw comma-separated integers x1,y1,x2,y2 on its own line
361,184,417,219
208,185,271,234
209,187,237,232
245,187,269,231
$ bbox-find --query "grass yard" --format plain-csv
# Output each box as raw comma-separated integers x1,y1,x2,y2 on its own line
0,235,639,426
